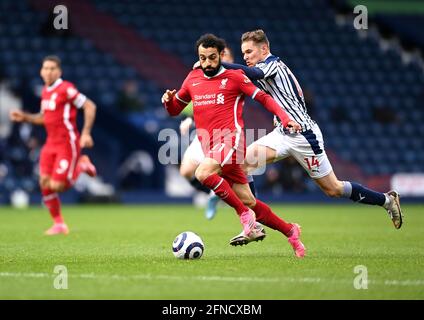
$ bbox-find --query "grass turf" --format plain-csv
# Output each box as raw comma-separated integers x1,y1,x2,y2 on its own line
0,203,423,299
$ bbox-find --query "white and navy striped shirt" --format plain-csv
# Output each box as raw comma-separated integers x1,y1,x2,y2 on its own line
255,54,315,131
223,55,315,131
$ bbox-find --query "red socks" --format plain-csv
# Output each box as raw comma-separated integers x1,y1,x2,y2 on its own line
252,199,292,236
42,189,64,224
201,174,293,237
202,174,248,216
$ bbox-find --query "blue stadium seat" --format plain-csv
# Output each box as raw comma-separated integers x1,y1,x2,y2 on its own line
0,0,423,185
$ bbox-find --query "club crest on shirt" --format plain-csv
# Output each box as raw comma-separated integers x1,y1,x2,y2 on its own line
219,78,228,89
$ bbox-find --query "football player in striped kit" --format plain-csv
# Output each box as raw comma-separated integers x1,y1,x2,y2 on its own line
9,55,97,235
222,30,403,240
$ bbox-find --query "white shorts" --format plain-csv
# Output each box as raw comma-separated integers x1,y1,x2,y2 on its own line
183,135,205,165
253,123,333,179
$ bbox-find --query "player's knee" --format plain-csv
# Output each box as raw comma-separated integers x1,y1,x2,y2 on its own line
39,177,50,189
49,181,67,193
180,166,194,180
194,167,209,183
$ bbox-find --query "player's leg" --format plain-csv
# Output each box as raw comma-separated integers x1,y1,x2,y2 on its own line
242,129,288,196
243,144,278,174
230,182,305,258
238,129,305,256
314,171,403,229
38,146,68,235
195,158,257,236
180,157,210,194
181,136,221,219
293,124,403,229
41,176,69,235
75,154,97,178
44,145,80,235
228,183,265,243
246,175,257,198
181,135,210,194
233,183,292,236
204,175,256,221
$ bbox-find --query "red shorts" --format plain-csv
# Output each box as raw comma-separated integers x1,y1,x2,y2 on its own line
39,141,80,185
202,132,246,166
201,131,248,185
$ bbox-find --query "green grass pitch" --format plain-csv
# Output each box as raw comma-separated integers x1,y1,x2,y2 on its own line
0,203,423,299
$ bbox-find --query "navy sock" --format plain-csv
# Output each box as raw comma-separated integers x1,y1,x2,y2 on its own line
343,181,385,206
247,175,257,198
189,177,211,194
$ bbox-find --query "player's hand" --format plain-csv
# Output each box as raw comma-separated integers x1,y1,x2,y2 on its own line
9,109,26,122
80,133,94,149
161,89,176,104
180,117,193,135
285,120,301,134
192,61,201,70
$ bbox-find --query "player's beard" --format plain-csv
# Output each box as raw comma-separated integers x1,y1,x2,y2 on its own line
202,60,222,77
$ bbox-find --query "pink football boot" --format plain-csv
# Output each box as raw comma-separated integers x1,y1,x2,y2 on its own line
45,223,69,235
287,223,306,258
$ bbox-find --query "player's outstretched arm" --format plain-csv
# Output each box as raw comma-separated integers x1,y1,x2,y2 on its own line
237,72,301,132
80,98,96,149
162,89,188,116
255,90,301,132
9,109,44,125
162,89,176,104
222,62,264,80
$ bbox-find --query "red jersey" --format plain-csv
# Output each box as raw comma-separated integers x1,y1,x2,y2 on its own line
177,68,253,136
40,78,86,145
164,67,291,159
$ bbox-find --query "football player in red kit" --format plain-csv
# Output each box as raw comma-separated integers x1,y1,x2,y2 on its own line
162,34,306,258
9,55,97,235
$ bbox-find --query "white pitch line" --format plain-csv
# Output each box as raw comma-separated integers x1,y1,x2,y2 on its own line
0,272,424,287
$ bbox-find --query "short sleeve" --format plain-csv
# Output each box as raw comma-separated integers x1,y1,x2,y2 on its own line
66,85,87,108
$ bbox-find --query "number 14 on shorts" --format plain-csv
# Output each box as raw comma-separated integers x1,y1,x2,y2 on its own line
304,156,320,171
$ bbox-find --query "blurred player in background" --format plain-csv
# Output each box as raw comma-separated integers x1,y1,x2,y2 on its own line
179,45,256,220
163,34,306,258
222,29,404,237
9,55,97,235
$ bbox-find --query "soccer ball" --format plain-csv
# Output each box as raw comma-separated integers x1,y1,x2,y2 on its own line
172,231,204,259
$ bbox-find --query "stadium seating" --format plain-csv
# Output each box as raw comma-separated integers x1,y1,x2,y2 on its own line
90,0,424,177
0,0,423,198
